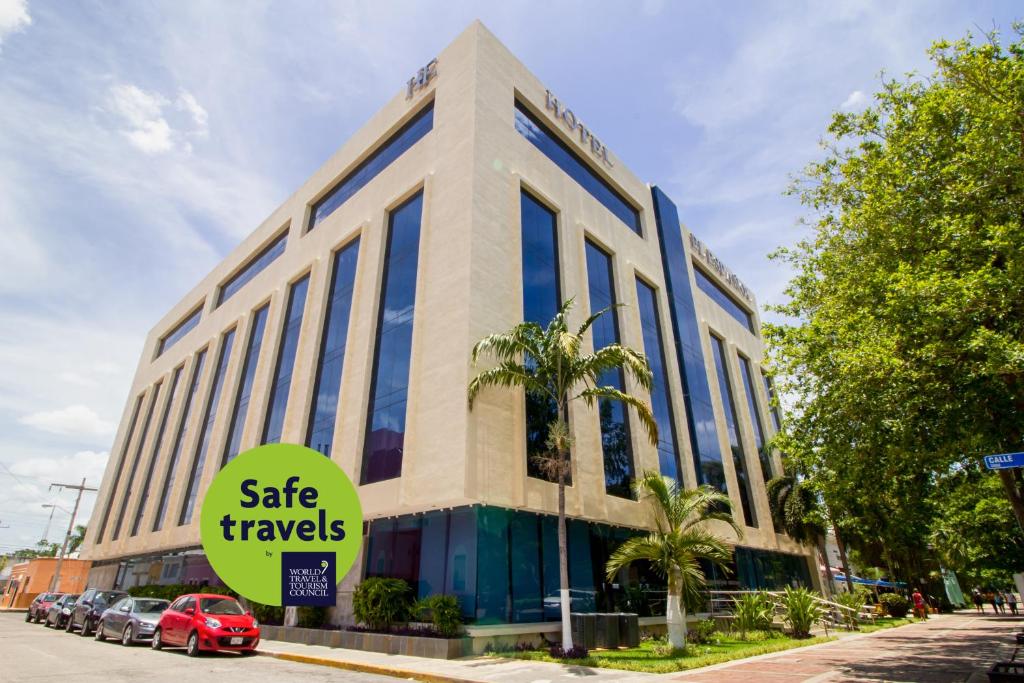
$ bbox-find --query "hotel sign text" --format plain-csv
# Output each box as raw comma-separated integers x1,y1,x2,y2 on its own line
406,58,438,99
689,234,754,303
544,90,613,168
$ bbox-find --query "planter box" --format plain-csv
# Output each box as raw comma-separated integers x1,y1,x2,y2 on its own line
261,624,464,659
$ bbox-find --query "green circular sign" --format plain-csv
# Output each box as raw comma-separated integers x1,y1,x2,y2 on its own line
200,444,363,606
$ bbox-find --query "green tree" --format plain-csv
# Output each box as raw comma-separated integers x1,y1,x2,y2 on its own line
604,473,739,650
68,525,87,554
766,27,1024,578
469,298,657,651
765,476,834,592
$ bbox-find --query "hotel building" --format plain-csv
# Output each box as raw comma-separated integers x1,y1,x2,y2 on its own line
83,22,816,626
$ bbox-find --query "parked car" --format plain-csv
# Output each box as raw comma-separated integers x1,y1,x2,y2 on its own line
26,592,62,623
44,594,79,629
151,594,259,657
66,588,128,636
96,596,170,646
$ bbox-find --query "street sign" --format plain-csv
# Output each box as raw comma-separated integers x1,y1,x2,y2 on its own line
983,452,1024,470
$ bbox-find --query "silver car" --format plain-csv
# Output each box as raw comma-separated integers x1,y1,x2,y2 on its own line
95,597,170,646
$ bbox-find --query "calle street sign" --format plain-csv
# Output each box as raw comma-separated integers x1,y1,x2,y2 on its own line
983,452,1024,470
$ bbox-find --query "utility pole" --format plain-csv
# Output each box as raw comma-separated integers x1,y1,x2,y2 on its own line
48,478,96,592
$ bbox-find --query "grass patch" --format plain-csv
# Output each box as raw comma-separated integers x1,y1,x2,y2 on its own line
489,631,835,674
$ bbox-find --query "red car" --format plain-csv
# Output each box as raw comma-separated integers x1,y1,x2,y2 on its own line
151,593,259,657
26,592,62,623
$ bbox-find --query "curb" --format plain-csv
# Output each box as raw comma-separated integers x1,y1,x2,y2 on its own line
256,649,484,683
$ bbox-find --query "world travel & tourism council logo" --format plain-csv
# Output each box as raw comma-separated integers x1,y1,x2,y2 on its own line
281,553,336,606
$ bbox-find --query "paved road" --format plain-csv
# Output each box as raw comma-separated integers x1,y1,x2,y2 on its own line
672,612,1023,682
0,613,402,683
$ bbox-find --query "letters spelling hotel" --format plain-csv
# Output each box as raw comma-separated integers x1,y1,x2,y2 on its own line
83,22,817,628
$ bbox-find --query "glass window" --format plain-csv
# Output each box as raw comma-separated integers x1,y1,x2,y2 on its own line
361,193,422,484
111,381,163,541
514,101,640,235
520,191,564,482
738,355,773,483
709,335,757,528
306,239,361,456
650,188,725,493
153,350,207,532
221,305,270,465
94,393,144,544
157,306,202,357
217,233,287,306
131,366,182,536
309,103,434,231
635,280,682,484
179,329,236,525
694,266,755,333
584,240,634,498
763,372,783,434
262,277,310,444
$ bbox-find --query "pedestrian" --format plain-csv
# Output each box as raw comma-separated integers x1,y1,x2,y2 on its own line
987,590,998,613
995,591,1005,615
912,588,928,620
972,589,984,613
1009,592,1019,616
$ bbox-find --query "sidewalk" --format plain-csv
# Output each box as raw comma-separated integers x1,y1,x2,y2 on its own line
258,613,1023,683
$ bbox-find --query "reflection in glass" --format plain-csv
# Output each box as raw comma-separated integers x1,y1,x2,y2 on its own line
694,266,754,333
738,355,773,483
221,305,270,465
635,280,682,484
709,335,757,528
263,277,310,444
361,192,422,484
217,234,287,306
157,306,201,357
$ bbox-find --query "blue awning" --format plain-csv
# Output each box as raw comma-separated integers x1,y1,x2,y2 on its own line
834,573,906,588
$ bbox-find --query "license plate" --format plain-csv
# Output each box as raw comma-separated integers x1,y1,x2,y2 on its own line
230,637,243,645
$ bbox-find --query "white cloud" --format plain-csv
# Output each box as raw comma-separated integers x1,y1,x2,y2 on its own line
0,0,30,49
106,83,209,154
176,90,208,135
18,405,116,438
841,89,868,109
8,449,109,482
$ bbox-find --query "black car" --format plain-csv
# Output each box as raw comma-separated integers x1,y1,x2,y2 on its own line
44,594,79,629
66,588,128,636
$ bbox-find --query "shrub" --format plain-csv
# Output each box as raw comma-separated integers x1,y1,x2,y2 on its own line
414,594,463,638
296,606,329,628
879,593,910,618
352,577,413,631
732,591,774,639
834,590,867,629
781,587,822,638
688,618,718,645
549,645,589,659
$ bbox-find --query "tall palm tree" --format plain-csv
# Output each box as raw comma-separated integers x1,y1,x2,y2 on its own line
605,472,739,650
765,476,842,594
468,298,657,651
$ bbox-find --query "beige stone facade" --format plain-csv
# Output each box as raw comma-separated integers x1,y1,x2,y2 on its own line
83,22,816,601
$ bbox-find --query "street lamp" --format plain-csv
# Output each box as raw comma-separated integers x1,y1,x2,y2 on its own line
40,504,70,546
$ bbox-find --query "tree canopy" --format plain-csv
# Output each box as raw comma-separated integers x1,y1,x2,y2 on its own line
766,26,1024,586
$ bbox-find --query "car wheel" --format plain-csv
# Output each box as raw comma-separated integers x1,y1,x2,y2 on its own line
65,615,75,632
151,628,162,650
80,617,92,637
25,609,32,622
121,624,133,646
186,631,200,657
95,620,106,641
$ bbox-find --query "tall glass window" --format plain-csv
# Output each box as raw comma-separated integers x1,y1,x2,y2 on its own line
763,372,783,433
738,355,773,483
694,266,755,333
217,233,287,306
111,381,162,541
179,329,236,526
153,349,207,532
520,191,563,482
221,305,270,465
94,393,144,544
157,306,202,357
262,277,310,444
309,103,434,231
585,240,634,498
306,239,361,457
514,101,641,235
710,335,757,528
361,192,423,484
635,279,682,483
131,366,182,537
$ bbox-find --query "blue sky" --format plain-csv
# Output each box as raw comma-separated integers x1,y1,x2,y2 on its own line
0,0,1019,552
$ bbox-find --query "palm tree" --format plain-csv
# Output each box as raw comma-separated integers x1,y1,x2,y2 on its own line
765,476,843,594
68,525,87,554
604,472,739,650
468,298,657,651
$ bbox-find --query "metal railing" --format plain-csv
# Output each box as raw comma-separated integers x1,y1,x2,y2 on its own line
707,590,874,632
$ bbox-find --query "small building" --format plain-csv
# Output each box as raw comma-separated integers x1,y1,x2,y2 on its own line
0,557,92,608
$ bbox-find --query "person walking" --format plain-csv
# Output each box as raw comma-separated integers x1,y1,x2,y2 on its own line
972,588,984,613
987,590,998,614
912,588,928,620
1008,592,1019,616
995,591,1005,615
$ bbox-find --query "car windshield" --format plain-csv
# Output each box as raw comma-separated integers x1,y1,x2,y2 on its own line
94,591,124,606
200,597,244,615
64,595,80,604
42,593,60,601
134,599,169,613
